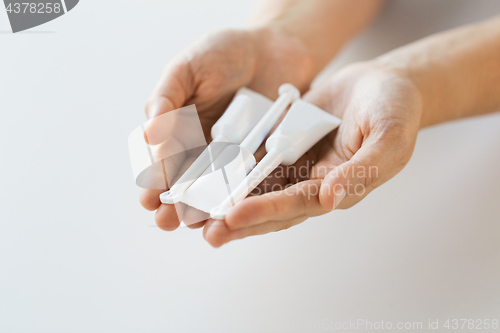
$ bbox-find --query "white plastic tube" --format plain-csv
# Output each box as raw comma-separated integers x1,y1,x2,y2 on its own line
162,84,300,205
165,84,300,221
175,84,301,214
240,83,300,154
210,99,342,219
212,148,285,219
160,88,273,204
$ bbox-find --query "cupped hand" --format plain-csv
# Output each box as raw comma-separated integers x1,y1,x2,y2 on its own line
139,28,316,231
204,62,424,247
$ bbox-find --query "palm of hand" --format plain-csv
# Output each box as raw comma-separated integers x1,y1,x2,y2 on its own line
202,63,423,247
140,29,315,230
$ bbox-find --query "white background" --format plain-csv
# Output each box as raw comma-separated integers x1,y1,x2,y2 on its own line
1,0,499,332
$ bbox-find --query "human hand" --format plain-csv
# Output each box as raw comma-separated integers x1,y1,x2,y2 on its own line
139,28,316,230
203,62,423,247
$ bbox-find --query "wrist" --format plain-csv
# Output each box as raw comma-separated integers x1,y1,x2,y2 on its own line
374,51,439,129
374,17,500,128
249,27,318,91
246,0,386,75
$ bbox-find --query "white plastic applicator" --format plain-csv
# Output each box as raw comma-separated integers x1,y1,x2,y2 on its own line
160,87,273,204
210,99,342,219
239,83,301,155
174,83,301,216
213,83,301,174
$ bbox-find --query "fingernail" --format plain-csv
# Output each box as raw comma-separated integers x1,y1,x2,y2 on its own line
332,186,346,210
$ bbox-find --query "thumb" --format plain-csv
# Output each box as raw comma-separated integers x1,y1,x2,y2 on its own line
146,60,194,120
319,138,407,211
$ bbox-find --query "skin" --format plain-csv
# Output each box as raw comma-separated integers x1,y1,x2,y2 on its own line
140,0,500,247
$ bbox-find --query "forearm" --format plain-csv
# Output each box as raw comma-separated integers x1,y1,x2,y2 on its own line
377,16,500,128
247,0,385,75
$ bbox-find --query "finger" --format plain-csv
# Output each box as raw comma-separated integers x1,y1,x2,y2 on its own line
203,215,308,248
225,179,328,230
319,136,411,211
186,221,207,229
155,204,181,231
139,60,195,211
138,139,190,213
139,188,163,211
182,206,210,229
146,60,194,119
